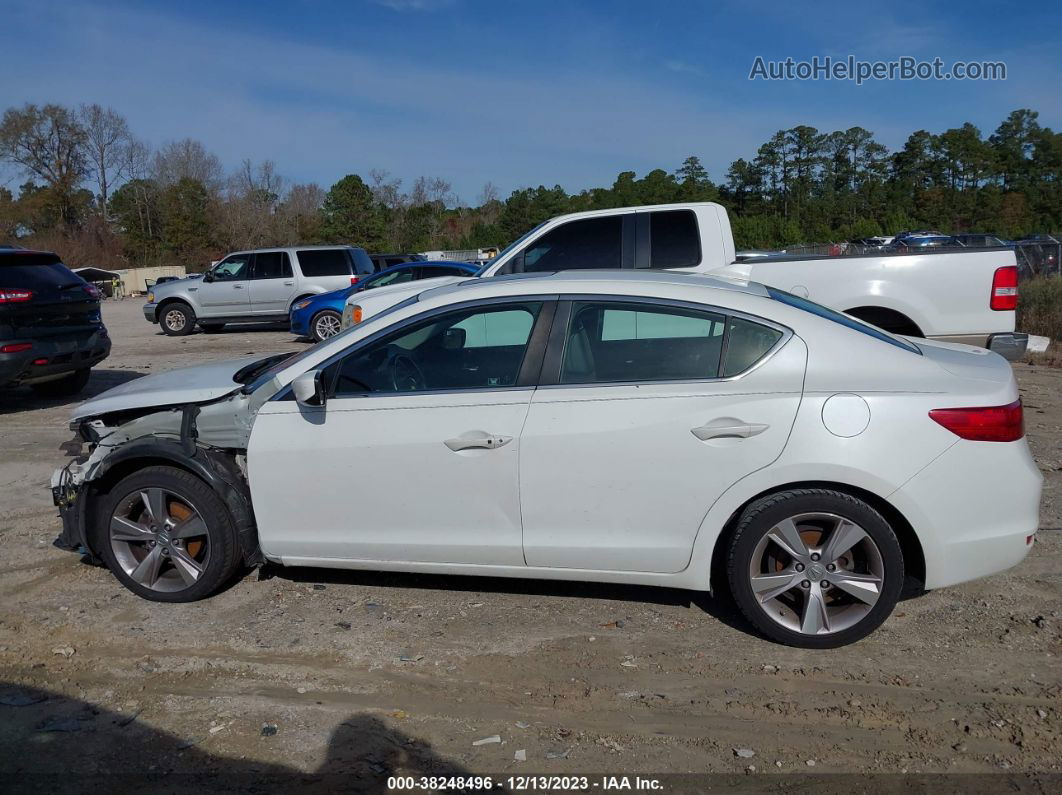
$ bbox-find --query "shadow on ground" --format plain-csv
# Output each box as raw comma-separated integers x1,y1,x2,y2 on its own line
271,564,753,635
0,370,145,415
0,683,469,793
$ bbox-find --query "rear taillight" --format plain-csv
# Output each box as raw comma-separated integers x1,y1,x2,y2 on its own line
350,276,359,285
0,288,33,303
929,399,1024,442
0,343,33,354
83,284,101,299
990,266,1018,310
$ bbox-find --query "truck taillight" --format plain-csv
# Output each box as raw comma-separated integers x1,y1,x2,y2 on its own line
0,288,33,303
990,266,1018,311
350,276,359,285
929,399,1024,442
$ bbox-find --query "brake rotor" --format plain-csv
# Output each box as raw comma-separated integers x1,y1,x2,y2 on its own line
169,500,203,558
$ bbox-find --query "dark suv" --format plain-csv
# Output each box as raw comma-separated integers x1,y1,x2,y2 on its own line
0,250,111,396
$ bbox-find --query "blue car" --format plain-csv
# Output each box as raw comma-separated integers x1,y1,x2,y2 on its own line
290,260,480,341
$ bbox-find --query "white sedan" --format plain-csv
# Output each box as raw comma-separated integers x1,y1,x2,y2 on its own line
51,271,1041,648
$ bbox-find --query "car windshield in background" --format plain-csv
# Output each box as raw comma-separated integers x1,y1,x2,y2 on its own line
766,287,922,354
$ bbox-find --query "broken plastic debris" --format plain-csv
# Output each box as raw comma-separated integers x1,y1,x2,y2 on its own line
515,721,530,729
545,747,571,760
51,646,75,658
472,735,501,746
734,748,755,759
514,749,527,762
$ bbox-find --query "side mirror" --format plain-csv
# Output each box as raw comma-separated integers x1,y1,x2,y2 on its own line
292,369,325,408
442,327,466,350
202,271,215,283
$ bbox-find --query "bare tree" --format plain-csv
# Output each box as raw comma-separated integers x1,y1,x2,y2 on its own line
276,183,325,243
0,103,87,226
78,104,136,216
152,138,223,190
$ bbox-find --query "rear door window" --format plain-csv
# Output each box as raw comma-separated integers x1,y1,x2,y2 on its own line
250,252,293,280
521,217,622,272
297,249,353,277
648,210,701,268
561,301,726,384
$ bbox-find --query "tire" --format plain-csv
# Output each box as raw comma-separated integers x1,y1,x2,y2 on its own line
29,368,91,397
159,302,196,336
96,466,242,602
199,323,226,333
310,310,343,343
725,489,904,648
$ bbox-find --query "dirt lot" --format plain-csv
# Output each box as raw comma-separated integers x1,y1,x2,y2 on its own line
0,301,1059,791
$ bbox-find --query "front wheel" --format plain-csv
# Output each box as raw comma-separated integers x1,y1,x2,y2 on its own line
96,466,242,602
726,489,904,648
160,302,196,336
311,310,343,342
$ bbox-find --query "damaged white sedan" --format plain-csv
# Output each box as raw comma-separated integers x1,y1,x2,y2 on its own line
51,271,1042,648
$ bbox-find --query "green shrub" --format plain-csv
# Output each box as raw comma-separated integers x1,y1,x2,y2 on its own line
1018,276,1062,341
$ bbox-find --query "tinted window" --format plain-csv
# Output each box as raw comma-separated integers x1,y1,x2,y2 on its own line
213,254,251,281
521,217,622,272
251,252,292,280
0,255,82,290
350,248,375,276
561,302,726,384
649,210,701,268
721,316,783,376
331,302,542,395
767,287,921,354
297,249,353,277
366,268,416,289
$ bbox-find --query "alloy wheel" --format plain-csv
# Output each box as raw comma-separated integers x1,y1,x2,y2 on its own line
109,488,210,593
164,309,187,332
747,512,884,636
314,313,342,340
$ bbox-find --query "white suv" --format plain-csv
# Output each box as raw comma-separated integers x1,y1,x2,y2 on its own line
143,246,375,335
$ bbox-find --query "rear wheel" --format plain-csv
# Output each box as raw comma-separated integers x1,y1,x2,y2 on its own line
726,489,903,648
160,302,196,336
311,310,343,342
29,368,91,397
97,466,241,602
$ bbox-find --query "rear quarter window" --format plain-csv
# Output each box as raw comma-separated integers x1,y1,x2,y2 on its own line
296,249,354,277
649,210,701,269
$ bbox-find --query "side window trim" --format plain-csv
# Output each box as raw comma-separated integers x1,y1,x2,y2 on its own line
303,295,560,399
537,294,792,388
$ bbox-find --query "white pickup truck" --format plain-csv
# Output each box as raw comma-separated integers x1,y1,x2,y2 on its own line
344,202,1026,358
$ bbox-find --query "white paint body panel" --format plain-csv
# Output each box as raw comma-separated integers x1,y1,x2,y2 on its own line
519,338,806,572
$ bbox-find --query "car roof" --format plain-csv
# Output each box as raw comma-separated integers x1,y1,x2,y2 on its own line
418,269,768,303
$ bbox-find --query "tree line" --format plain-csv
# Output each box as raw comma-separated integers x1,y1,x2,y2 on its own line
1,102,1060,270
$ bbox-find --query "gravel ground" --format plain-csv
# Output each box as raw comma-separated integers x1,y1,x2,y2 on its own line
0,301,1059,791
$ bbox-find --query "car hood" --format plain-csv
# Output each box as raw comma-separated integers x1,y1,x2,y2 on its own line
71,355,274,420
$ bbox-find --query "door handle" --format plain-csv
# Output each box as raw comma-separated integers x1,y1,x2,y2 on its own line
445,434,513,452
691,421,769,441
284,281,294,286
233,284,244,289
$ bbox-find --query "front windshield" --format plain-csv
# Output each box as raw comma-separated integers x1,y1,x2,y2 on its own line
243,295,422,394
475,222,548,275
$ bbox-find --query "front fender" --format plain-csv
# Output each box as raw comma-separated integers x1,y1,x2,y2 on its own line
68,438,261,566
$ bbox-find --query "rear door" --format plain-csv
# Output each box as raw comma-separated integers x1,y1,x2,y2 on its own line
247,251,296,315
519,297,806,573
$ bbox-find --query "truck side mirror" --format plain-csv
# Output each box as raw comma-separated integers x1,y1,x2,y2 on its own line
202,270,215,283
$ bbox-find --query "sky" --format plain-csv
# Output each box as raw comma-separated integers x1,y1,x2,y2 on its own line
1,0,1060,203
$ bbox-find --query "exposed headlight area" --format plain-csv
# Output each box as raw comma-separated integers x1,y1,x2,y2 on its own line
146,291,155,303
341,304,363,328
292,298,313,311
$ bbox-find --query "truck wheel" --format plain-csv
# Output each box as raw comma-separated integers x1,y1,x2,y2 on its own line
96,466,242,602
726,489,904,648
30,368,91,397
160,302,196,336
311,310,343,342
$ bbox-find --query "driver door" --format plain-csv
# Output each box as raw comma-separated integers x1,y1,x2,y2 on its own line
196,253,251,316
247,299,554,566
